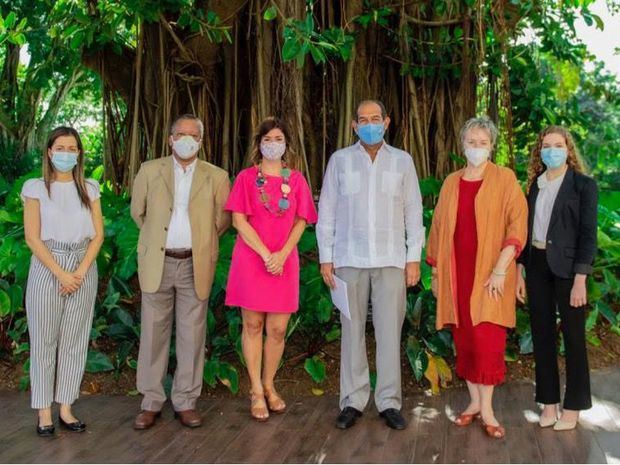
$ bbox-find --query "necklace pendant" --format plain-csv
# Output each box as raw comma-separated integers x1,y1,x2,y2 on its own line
278,198,290,210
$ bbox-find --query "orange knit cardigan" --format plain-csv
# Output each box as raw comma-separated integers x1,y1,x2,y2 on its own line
426,163,528,330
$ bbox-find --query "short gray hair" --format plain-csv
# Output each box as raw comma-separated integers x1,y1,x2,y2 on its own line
355,99,387,120
171,114,204,138
459,116,498,147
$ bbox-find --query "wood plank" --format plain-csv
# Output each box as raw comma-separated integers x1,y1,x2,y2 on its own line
534,427,576,464
379,396,422,463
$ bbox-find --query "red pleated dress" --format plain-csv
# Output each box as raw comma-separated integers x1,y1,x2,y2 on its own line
452,178,507,386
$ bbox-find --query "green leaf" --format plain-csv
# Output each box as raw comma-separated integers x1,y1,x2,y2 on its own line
85,351,114,373
405,336,428,381
369,371,377,391
217,362,239,394
203,358,219,387
519,331,534,354
317,295,333,323
263,5,277,21
282,38,302,62
596,302,617,325
0,289,10,318
304,356,326,383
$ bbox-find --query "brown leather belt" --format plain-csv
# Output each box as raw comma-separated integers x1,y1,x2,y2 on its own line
165,248,193,259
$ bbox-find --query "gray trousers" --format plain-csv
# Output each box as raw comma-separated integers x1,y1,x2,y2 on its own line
25,239,97,409
335,266,406,412
137,256,207,412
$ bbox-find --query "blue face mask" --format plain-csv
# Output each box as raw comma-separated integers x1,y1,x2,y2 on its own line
51,151,78,173
357,123,385,145
541,147,567,169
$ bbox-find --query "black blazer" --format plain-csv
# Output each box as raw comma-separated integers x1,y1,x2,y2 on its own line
519,169,598,279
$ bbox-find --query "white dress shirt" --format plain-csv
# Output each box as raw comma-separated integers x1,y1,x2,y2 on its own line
533,170,566,243
165,158,196,249
317,141,425,269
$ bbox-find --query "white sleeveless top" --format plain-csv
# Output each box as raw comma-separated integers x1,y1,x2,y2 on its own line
21,178,100,243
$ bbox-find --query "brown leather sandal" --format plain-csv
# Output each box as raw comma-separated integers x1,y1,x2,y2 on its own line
250,392,269,422
454,412,481,426
264,389,287,414
481,420,506,439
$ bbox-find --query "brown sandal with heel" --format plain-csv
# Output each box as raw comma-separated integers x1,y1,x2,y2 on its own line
250,392,269,422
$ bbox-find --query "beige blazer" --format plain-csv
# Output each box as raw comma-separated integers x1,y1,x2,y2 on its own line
130,156,231,300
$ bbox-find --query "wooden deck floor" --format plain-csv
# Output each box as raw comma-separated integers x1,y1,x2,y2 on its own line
1,366,619,463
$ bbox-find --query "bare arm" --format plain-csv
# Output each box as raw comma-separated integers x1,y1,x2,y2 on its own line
75,199,105,277
232,212,271,261
266,218,307,275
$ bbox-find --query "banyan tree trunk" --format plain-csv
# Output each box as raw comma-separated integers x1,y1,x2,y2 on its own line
82,1,509,192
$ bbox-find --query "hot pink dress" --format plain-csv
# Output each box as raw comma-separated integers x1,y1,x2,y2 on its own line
224,166,318,313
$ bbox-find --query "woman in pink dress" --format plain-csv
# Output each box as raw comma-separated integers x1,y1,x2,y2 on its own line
225,117,317,421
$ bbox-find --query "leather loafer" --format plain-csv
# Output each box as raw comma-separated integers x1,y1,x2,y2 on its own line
174,409,202,428
336,407,362,429
380,408,407,430
133,410,161,430
36,423,55,437
59,416,86,432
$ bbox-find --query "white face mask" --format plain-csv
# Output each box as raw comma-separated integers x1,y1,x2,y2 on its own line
464,147,490,167
172,136,200,159
260,141,286,161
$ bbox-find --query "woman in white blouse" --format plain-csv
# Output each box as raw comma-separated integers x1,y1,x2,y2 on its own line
21,127,104,436
516,126,598,431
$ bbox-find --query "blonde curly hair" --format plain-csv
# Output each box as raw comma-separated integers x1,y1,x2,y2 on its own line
527,126,587,191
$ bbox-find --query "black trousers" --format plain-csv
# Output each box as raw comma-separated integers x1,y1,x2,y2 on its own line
525,248,592,410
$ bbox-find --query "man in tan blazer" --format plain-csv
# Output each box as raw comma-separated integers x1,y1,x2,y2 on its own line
130,114,230,430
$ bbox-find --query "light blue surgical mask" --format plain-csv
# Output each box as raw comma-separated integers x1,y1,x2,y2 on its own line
541,147,567,169
357,123,385,145
51,151,78,173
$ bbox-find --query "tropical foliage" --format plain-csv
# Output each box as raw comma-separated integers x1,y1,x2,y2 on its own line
0,0,619,395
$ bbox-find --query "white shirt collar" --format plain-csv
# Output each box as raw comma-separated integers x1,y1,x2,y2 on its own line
173,157,197,174
537,170,565,189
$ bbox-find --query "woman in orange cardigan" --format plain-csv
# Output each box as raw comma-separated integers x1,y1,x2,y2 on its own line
426,117,527,439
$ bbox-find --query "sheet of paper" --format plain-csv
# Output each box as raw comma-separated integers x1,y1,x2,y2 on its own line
330,275,351,320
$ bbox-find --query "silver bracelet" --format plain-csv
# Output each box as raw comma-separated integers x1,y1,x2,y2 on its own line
492,269,507,276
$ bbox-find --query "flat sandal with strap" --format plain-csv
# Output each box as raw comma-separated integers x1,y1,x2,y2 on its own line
264,389,286,414
250,392,269,422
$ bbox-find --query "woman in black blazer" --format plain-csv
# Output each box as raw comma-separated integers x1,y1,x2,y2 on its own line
516,126,598,431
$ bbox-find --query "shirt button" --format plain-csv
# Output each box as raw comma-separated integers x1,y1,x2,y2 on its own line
169,207,173,212
160,247,164,251
164,227,168,231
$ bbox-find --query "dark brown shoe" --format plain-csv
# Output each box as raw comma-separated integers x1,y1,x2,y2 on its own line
133,410,161,430
174,409,202,428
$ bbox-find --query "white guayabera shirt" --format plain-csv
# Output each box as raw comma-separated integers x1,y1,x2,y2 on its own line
317,141,425,269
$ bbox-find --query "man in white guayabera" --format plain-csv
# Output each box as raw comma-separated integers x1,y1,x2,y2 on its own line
317,100,425,430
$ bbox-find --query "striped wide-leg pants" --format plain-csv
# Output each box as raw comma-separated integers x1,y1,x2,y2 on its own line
25,239,97,409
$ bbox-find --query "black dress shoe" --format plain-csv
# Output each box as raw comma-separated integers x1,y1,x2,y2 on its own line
59,416,86,432
336,407,362,429
36,423,55,437
380,408,406,430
